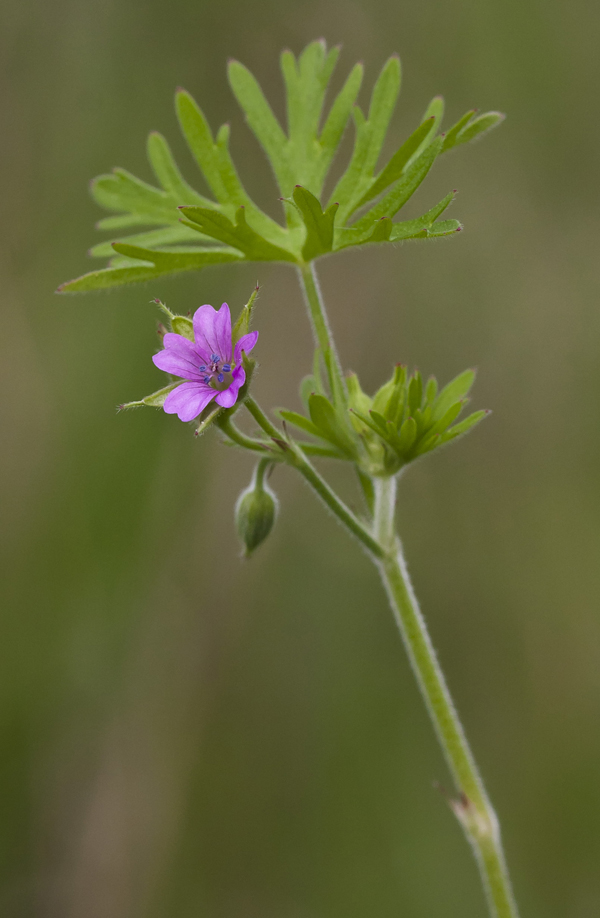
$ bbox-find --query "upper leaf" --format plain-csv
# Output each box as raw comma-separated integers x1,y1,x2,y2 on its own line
57,41,504,293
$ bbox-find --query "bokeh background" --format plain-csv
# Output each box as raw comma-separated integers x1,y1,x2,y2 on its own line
2,0,600,916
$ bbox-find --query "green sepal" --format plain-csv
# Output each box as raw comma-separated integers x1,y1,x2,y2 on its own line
292,186,338,260
118,381,182,410
232,285,260,341
194,402,223,437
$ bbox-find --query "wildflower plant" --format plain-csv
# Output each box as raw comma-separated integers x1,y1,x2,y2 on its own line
59,41,518,918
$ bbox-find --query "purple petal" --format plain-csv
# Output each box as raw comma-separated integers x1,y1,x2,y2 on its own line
163,382,216,422
193,304,227,361
214,303,232,362
233,331,258,365
215,365,245,408
153,348,202,380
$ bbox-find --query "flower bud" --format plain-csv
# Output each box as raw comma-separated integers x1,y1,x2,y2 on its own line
235,462,278,557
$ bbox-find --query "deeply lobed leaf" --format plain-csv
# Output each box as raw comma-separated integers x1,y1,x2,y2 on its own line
57,41,504,293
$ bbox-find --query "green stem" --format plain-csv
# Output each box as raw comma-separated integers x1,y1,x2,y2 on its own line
297,262,346,400
243,390,519,915
253,456,272,490
373,476,519,918
244,396,383,558
217,415,277,455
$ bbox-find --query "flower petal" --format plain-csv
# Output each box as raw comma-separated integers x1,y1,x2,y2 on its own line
193,304,226,361
153,348,201,380
215,365,245,408
163,381,216,422
214,303,232,362
233,331,259,365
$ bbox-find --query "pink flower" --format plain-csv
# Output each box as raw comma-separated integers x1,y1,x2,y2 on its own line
152,303,258,422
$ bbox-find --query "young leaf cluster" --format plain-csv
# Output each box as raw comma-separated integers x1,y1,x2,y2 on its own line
280,360,487,476
58,40,503,294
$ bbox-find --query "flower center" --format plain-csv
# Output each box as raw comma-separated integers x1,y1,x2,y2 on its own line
199,354,234,391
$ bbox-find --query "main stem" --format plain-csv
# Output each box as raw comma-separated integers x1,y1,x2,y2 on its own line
293,261,519,918
373,477,519,918
298,262,346,399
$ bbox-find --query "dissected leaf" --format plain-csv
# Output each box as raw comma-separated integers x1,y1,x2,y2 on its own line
292,186,338,260
433,369,476,419
180,206,296,261
58,246,242,293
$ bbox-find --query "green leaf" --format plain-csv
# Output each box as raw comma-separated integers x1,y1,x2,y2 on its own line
362,56,402,179
57,246,242,293
369,410,390,434
292,186,338,260
350,136,443,234
228,60,291,194
433,369,476,419
328,56,401,220
299,375,318,407
425,376,438,404
426,400,464,438
278,40,361,196
441,409,488,442
317,62,363,177
396,416,417,454
335,190,457,251
407,372,423,414
308,394,356,455
454,112,505,148
424,219,461,238
175,89,235,206
278,409,323,440
89,224,212,258
354,116,436,210
176,90,288,247
91,169,180,226
146,131,208,205
441,109,477,152
349,407,388,440
180,205,296,262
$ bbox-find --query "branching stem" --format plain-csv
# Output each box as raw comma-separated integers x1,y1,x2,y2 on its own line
236,264,520,918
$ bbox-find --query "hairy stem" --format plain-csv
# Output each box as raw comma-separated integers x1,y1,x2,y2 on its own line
297,262,346,400
374,476,519,918
218,415,277,454
244,396,383,558
246,269,521,916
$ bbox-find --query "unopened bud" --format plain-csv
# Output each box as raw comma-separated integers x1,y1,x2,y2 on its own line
235,461,278,557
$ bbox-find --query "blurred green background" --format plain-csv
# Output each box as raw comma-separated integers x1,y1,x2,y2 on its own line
2,0,600,915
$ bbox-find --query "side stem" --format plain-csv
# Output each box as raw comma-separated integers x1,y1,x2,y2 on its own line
372,476,519,918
